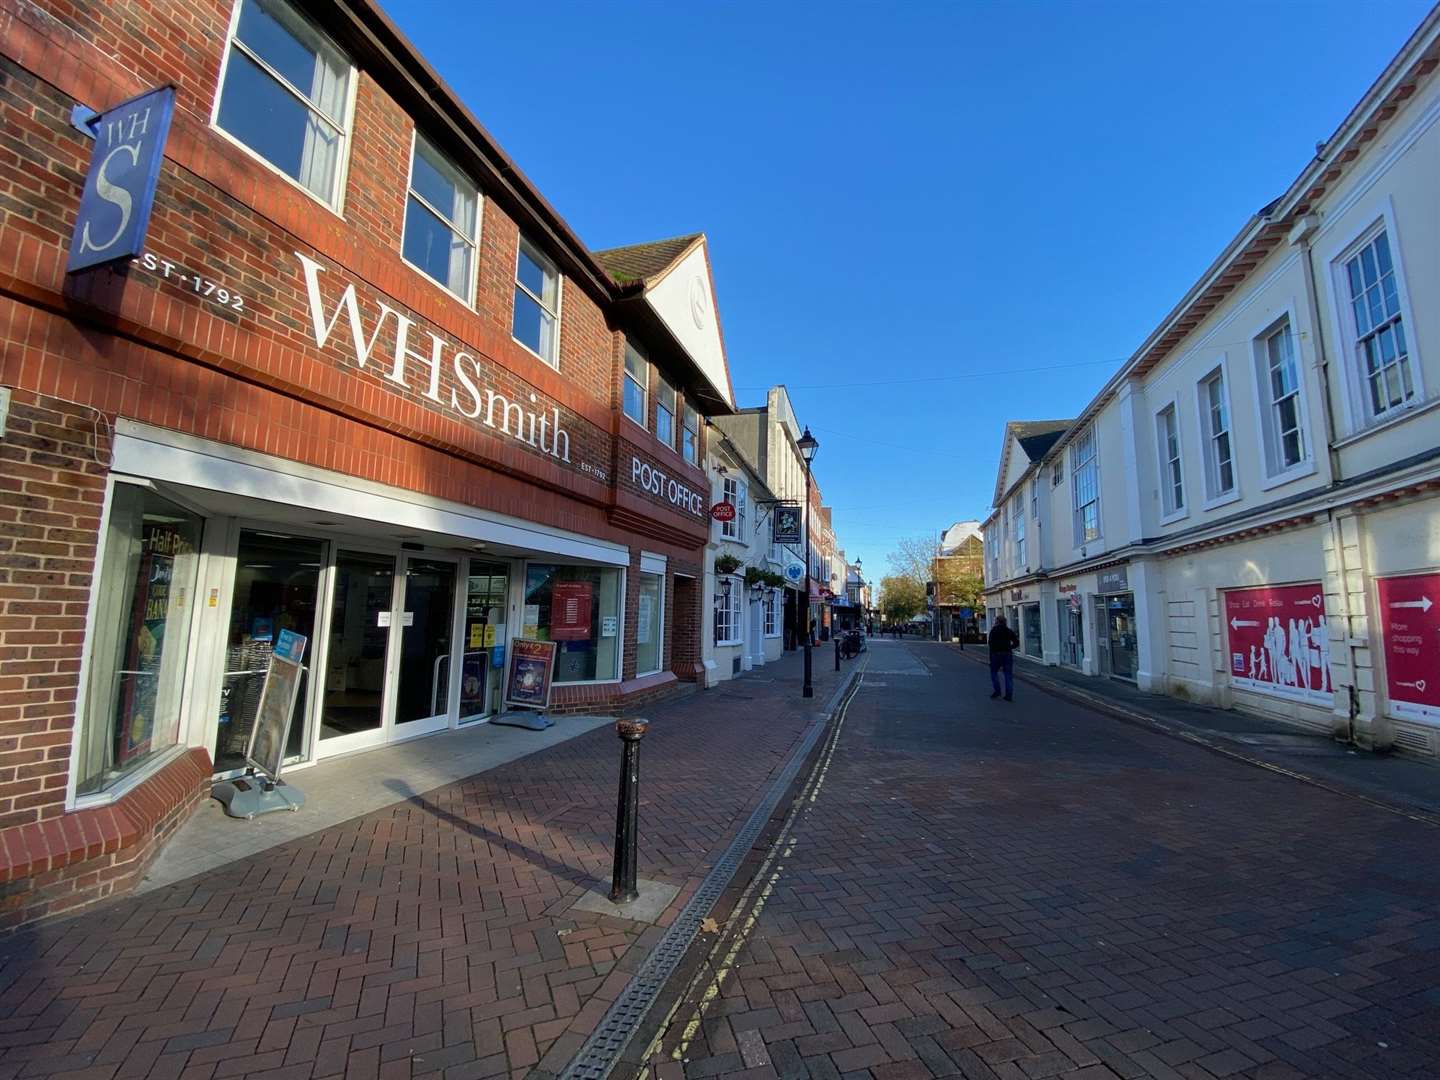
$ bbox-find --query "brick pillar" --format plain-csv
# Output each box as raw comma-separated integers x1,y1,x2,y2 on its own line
669,573,702,682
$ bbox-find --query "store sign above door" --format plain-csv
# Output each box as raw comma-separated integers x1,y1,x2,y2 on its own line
67,86,176,274
1097,566,1129,593
296,253,577,470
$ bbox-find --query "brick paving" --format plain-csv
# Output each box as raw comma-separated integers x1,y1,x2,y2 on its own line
648,639,1440,1080
0,653,844,1080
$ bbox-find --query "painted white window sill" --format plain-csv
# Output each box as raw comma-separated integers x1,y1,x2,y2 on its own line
401,254,477,311
70,743,189,812
622,411,648,432
1258,458,1318,493
1158,507,1189,527
1332,395,1440,450
513,335,560,371
212,122,347,218
1201,489,1242,513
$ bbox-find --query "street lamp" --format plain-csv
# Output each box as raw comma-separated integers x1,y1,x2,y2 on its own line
797,427,819,698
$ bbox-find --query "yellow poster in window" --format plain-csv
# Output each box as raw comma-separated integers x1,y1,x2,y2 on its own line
469,623,483,648
484,624,497,647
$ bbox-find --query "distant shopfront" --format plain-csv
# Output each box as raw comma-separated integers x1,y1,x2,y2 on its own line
1094,565,1137,682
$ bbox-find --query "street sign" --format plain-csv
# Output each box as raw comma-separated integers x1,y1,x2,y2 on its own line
709,501,736,522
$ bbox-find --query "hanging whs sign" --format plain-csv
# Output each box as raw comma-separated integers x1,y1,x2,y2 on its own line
68,86,177,274
709,501,736,522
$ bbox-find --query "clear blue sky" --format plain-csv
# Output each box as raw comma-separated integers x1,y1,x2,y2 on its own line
385,0,1432,580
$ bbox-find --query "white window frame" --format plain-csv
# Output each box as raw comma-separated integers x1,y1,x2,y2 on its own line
1070,426,1100,548
714,575,743,646
513,236,562,368
1324,202,1425,435
682,405,700,465
401,131,480,304
1013,495,1025,567
636,570,665,677
1154,400,1187,524
211,0,357,213
764,589,780,637
1195,361,1241,510
656,376,677,449
1030,477,1038,518
1249,308,1317,491
720,477,747,543
623,343,648,429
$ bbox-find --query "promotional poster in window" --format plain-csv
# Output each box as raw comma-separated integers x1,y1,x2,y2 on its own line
505,638,557,709
1224,584,1331,705
1377,572,1440,722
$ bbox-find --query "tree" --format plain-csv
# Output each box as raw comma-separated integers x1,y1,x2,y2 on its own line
879,575,925,623
887,534,983,610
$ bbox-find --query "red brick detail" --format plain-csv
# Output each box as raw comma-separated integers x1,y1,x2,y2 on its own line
0,746,210,930
547,673,692,715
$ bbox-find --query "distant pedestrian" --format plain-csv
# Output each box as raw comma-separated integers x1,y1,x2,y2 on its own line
988,616,1019,701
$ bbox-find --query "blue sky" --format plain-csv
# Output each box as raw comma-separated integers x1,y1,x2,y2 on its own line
385,0,1432,580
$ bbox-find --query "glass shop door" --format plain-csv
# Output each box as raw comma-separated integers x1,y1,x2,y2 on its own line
317,549,397,758
393,554,459,738
215,529,325,775
460,561,511,722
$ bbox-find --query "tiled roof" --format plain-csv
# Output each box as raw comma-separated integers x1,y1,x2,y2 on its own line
593,234,702,286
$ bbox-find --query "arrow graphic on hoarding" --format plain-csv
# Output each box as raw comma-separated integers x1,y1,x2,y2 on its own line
1398,679,1427,693
1230,618,1260,630
1389,597,1433,612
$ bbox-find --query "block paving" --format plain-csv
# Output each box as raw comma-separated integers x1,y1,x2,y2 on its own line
648,640,1440,1080
0,654,843,1079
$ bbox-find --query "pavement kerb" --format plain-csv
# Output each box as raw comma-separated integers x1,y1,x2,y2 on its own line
952,645,1440,829
555,653,869,1080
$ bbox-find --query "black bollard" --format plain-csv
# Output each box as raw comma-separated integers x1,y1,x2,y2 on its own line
835,634,841,670
610,717,648,903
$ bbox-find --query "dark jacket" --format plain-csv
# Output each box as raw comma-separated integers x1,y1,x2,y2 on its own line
988,624,1019,654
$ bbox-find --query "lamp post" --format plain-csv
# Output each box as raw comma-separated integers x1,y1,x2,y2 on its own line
797,427,819,699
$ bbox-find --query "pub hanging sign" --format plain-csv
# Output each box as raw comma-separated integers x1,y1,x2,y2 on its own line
67,85,176,274
772,503,802,545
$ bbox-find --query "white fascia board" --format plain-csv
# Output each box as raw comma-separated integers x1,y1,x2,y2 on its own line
111,421,629,566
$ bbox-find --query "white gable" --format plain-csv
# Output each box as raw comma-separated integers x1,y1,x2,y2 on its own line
644,242,733,409
998,434,1031,502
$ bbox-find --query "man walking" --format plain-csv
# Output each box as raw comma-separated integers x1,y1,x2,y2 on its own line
988,615,1020,700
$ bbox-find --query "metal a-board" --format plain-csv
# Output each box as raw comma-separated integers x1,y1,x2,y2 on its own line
212,629,309,819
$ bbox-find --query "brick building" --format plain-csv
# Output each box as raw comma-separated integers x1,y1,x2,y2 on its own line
0,0,738,927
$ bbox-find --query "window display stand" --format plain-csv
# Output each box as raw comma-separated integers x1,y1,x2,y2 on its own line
213,769,306,819
491,708,554,731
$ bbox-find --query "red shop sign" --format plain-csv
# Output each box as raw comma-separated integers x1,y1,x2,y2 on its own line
1377,572,1440,722
1224,583,1331,706
550,581,593,641
709,501,736,522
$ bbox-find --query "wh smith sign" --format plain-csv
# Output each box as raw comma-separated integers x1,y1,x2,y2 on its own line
68,86,176,274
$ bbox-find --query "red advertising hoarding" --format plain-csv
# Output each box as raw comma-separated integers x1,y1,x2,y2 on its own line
1224,583,1331,705
1377,572,1440,723
550,581,593,641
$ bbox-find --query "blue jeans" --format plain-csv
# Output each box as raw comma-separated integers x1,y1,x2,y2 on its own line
990,652,1014,697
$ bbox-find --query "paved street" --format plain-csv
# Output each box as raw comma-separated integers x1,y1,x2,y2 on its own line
647,639,1440,1080
0,654,845,1080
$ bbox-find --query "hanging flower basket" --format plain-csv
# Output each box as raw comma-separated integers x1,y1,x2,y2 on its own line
715,553,742,575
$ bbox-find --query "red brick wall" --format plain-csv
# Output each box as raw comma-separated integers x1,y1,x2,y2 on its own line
0,391,107,830
0,0,723,928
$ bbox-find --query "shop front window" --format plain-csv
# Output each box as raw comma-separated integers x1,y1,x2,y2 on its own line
79,485,204,796
635,571,664,676
1023,603,1042,658
523,564,621,682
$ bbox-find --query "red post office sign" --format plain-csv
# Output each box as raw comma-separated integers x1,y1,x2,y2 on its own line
1224,583,1331,705
709,501,736,522
1377,571,1440,722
